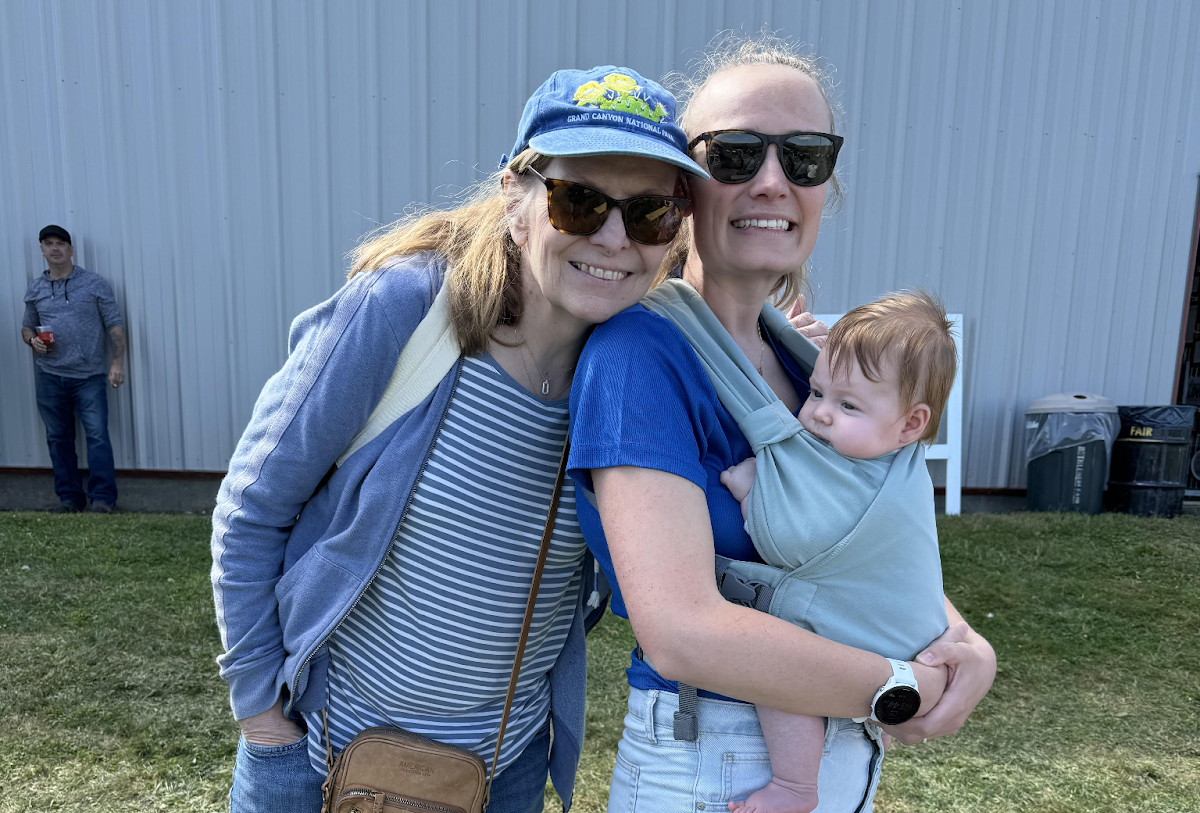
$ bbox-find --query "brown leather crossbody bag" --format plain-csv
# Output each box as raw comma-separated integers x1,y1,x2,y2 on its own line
319,443,570,813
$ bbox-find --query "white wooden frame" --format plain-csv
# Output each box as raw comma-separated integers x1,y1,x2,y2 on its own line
813,313,964,515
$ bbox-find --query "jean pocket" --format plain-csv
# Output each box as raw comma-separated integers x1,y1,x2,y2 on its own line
233,734,324,813
241,733,309,756
721,751,773,804
608,750,640,813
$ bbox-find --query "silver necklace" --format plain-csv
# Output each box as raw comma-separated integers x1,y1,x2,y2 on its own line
514,327,554,396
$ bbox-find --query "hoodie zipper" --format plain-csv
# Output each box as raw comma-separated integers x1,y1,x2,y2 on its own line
287,360,464,716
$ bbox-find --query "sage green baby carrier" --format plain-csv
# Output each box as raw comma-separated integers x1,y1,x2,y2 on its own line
641,280,948,740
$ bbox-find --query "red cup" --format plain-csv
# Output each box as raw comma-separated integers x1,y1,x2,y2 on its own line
36,325,55,348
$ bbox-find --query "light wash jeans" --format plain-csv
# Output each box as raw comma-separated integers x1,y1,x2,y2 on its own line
229,718,551,813
607,688,883,813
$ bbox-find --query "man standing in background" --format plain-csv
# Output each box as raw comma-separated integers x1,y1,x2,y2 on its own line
21,225,126,513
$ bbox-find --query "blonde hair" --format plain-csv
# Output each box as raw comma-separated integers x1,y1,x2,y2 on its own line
825,290,957,444
348,149,550,356
665,31,844,307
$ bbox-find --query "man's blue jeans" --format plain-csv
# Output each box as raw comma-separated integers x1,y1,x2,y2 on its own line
35,370,117,508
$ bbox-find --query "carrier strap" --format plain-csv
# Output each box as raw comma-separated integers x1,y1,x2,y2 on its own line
714,554,776,613
671,556,777,741
673,684,699,741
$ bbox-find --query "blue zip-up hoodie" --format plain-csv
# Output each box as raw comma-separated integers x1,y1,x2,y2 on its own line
211,253,589,807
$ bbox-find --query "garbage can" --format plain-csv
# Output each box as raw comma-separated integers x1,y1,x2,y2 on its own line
1106,405,1198,518
1025,393,1120,514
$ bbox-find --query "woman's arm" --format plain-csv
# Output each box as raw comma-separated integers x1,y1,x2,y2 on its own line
594,465,946,718
881,597,997,744
211,267,425,725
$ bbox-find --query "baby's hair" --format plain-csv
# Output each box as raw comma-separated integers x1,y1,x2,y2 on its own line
825,290,957,444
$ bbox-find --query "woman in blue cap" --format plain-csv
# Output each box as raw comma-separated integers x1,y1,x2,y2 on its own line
569,35,997,812
212,65,707,813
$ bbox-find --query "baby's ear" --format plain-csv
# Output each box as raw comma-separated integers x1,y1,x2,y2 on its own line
899,403,932,445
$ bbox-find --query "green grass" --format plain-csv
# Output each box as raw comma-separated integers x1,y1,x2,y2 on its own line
0,512,1197,811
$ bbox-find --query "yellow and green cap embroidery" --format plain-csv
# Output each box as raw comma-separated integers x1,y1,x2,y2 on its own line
572,73,670,123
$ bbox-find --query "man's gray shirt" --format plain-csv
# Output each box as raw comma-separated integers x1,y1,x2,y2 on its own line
23,266,123,379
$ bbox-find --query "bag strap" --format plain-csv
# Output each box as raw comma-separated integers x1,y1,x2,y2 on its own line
484,439,570,807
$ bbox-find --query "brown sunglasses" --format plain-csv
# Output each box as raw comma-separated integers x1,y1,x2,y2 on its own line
526,167,691,246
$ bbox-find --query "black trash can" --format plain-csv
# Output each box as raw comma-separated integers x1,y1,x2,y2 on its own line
1107,405,1198,518
1025,394,1119,514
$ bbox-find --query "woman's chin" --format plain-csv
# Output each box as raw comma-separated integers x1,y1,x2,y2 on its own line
736,260,803,284
562,279,652,324
553,291,642,327
575,299,640,326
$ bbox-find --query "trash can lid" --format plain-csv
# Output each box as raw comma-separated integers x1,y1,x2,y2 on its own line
1117,404,1197,429
1025,393,1118,414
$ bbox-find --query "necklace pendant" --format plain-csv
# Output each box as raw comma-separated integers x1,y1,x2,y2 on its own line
542,380,550,395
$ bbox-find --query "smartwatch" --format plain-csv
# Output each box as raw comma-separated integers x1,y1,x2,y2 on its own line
860,658,922,725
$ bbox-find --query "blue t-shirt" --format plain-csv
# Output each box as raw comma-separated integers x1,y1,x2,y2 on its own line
568,304,810,696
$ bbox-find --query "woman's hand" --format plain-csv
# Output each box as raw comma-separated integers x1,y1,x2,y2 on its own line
881,621,997,745
238,698,305,746
787,294,828,348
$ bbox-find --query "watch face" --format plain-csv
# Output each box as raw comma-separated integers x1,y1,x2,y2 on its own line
875,686,921,725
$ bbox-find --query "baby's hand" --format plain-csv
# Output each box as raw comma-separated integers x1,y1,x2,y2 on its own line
720,459,757,502
720,459,757,522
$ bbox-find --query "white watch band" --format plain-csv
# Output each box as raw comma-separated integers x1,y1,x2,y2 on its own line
855,658,919,724
886,659,917,690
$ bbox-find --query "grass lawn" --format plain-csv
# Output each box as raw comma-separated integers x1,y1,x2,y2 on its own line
0,511,1197,812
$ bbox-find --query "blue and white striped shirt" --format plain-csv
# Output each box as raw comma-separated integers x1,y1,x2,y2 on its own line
306,355,583,775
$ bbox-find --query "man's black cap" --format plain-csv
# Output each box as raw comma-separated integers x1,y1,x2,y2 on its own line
39,225,71,244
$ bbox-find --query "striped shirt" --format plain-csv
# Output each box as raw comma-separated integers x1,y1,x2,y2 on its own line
305,355,582,775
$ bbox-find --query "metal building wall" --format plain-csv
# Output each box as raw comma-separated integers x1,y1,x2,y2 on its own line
3,0,1198,487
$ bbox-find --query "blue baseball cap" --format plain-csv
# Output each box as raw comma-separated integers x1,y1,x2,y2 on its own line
503,66,708,178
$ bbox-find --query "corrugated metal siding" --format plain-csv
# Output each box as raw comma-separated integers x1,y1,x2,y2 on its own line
3,0,1198,486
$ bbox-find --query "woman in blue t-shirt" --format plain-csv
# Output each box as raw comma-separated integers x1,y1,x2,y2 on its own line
569,38,997,812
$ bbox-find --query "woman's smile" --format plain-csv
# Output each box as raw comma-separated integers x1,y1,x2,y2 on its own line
731,217,796,232
570,260,631,281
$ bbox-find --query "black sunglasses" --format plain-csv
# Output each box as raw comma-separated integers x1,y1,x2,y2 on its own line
688,130,844,186
525,167,690,246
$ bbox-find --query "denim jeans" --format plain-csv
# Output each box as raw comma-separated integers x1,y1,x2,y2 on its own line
229,718,551,813
34,371,117,507
607,688,883,813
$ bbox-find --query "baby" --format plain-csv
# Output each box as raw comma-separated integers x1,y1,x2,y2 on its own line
719,291,958,813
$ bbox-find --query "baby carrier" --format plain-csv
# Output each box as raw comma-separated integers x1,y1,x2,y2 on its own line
642,280,948,740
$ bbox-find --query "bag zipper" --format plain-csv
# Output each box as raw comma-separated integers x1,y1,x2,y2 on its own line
288,359,464,716
346,726,486,768
336,788,463,813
